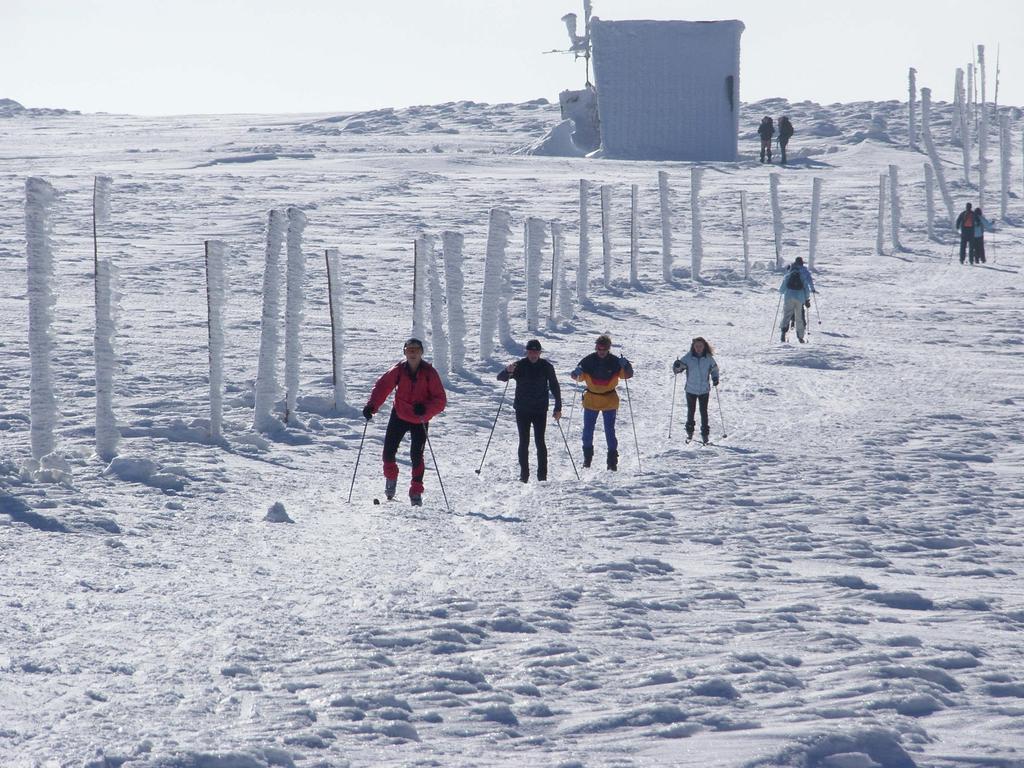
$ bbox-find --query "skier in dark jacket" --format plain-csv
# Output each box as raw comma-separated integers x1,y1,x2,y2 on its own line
758,116,775,163
954,202,976,264
778,116,794,165
497,339,562,482
672,337,720,444
571,334,633,471
363,337,447,506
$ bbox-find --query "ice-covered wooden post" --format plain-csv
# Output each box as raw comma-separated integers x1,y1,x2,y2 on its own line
999,114,1011,221
908,68,918,151
600,184,612,288
979,103,989,208
205,240,227,442
967,63,975,129
629,184,640,288
284,207,306,425
658,171,672,283
876,174,887,256
253,210,285,432
690,168,704,278
549,221,571,328
952,68,963,146
924,163,936,241
888,165,904,252
739,191,750,280
412,238,427,341
424,235,449,379
921,87,956,227
26,178,59,461
480,207,510,359
325,248,345,409
92,175,119,461
442,231,466,370
955,68,970,183
769,172,784,269
808,178,823,270
525,217,546,333
577,180,590,303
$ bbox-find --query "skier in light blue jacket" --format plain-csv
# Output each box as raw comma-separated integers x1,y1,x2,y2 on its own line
672,337,720,444
971,207,995,264
779,256,815,343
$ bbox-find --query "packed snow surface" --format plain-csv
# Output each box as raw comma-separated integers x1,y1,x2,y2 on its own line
1,96,1023,768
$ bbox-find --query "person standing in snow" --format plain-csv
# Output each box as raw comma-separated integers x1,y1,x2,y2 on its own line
758,116,775,163
497,339,563,483
971,207,994,265
778,116,794,165
362,338,447,506
571,334,633,471
779,257,816,343
954,202,976,264
672,337,720,444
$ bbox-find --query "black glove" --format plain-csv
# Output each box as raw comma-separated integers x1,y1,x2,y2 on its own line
713,379,720,388
413,403,427,417
362,404,374,421
804,299,811,308
672,360,683,374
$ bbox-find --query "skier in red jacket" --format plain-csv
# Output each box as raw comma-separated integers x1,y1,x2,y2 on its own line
363,338,447,506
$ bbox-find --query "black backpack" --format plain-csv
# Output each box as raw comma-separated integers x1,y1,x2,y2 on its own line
786,269,804,290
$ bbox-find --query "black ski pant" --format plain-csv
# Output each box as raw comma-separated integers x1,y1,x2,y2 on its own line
685,393,710,438
960,232,973,263
760,136,772,162
515,410,548,480
780,137,789,164
973,237,986,264
382,411,427,495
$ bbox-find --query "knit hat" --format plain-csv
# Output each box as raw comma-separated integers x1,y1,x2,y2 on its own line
525,339,542,351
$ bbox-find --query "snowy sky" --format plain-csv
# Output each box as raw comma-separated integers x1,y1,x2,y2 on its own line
4,0,1022,115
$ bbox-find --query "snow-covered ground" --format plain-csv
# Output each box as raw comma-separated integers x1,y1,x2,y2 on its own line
1,97,1023,768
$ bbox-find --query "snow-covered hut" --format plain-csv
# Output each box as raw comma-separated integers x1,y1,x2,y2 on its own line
589,19,744,161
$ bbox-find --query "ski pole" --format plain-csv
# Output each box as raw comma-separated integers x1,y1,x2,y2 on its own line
347,419,370,503
556,417,580,480
565,385,579,437
813,293,822,326
668,373,678,439
622,369,642,473
475,378,510,475
770,293,783,344
423,420,451,512
714,385,728,439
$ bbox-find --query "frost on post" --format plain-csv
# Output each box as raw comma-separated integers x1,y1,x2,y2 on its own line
769,172,784,269
498,268,517,352
325,248,346,409
808,178,823,271
908,68,918,152
979,103,989,208
480,207,511,359
93,176,113,226
424,235,450,379
284,207,306,425
94,259,120,461
924,163,936,241
955,68,970,182
600,184,612,288
205,240,227,442
254,209,285,432
629,184,640,288
25,178,59,461
577,180,591,303
412,238,428,342
442,231,466,370
658,171,673,283
876,174,887,256
888,165,904,252
549,221,571,329
739,190,750,280
690,168,704,278
525,217,546,333
999,113,1011,221
921,88,955,226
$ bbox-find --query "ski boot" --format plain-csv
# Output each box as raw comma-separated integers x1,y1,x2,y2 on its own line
686,430,694,443
607,450,618,471
519,468,530,483
385,478,397,500
583,446,594,468
701,431,710,446
410,494,422,507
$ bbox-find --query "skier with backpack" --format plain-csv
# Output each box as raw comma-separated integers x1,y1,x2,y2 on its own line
497,339,563,483
758,116,775,163
362,337,447,506
778,116,795,165
779,257,815,343
571,334,633,471
671,337,720,444
955,202,976,264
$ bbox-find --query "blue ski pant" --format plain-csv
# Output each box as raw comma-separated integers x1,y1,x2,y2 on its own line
582,408,618,452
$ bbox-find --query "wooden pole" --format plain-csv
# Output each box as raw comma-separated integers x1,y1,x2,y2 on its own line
326,249,338,393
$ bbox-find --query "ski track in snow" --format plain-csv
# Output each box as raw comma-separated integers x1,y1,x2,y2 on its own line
1,99,1023,767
